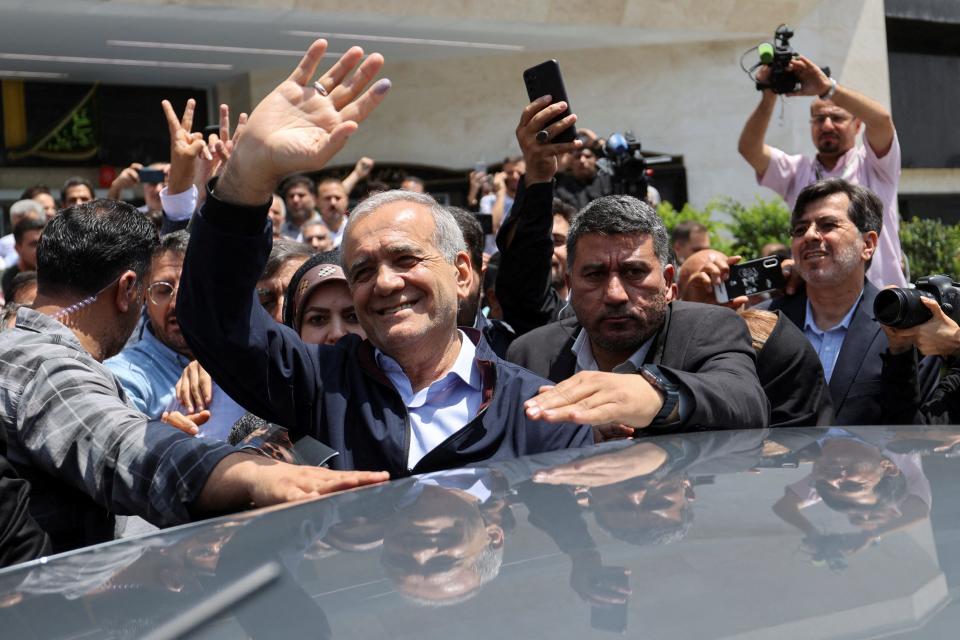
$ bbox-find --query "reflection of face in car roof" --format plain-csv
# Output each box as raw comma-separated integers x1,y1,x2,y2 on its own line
589,474,694,547
812,438,906,511
380,485,504,606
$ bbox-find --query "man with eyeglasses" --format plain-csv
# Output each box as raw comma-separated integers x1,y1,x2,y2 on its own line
106,230,196,419
761,178,893,426
738,54,906,288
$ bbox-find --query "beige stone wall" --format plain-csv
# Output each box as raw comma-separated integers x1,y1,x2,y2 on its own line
236,0,888,208
2,0,889,212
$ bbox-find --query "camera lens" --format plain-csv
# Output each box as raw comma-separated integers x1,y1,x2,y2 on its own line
874,288,935,328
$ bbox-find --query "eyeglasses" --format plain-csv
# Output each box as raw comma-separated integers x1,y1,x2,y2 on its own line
810,113,852,126
789,217,844,238
257,283,283,315
147,281,178,306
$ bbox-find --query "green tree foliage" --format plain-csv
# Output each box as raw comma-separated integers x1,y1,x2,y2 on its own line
898,217,960,280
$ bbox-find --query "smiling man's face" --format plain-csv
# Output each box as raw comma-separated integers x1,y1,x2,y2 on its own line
791,192,873,288
342,200,470,357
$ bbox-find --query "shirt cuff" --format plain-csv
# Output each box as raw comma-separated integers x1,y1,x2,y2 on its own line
159,184,199,221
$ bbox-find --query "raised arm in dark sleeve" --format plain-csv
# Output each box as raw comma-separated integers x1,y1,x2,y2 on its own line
494,94,583,336
495,180,563,335
177,187,328,435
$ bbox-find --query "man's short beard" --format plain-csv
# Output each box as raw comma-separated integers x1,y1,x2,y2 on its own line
796,240,862,287
591,290,668,355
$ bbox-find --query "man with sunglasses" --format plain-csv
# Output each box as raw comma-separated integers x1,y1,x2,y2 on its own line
738,54,906,288
106,230,194,419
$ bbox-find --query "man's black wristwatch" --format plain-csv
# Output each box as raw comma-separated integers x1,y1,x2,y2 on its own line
639,365,682,426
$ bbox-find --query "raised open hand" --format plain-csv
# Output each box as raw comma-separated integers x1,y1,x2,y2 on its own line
217,40,390,205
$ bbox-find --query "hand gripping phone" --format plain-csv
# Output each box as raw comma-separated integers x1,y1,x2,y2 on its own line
522,59,578,144
714,255,785,304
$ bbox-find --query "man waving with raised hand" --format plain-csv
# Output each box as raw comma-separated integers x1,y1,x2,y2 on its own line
178,41,594,478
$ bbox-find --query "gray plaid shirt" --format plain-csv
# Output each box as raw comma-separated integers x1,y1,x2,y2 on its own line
0,308,236,551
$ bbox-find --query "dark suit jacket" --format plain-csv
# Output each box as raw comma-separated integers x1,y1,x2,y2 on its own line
505,301,770,430
765,282,886,425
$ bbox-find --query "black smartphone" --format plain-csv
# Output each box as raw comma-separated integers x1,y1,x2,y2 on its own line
523,59,577,144
203,124,220,137
137,168,166,184
714,255,786,303
474,213,493,235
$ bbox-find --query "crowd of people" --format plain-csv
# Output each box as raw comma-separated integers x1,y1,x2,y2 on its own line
1,39,958,570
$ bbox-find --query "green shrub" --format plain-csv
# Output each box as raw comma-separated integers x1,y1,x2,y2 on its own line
723,196,792,259
898,217,960,280
658,195,788,259
656,199,733,255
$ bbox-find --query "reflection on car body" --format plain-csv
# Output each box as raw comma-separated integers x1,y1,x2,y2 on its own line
2,425,960,639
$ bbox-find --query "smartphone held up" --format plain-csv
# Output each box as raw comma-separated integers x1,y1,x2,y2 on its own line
713,256,786,304
523,59,578,143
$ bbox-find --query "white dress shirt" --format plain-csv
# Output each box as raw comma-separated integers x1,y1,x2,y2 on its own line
376,331,483,469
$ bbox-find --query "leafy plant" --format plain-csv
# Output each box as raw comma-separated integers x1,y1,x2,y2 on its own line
898,216,960,280
658,196,790,259
656,199,733,255
723,196,792,259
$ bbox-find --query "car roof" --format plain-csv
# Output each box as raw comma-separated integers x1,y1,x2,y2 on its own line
2,425,960,639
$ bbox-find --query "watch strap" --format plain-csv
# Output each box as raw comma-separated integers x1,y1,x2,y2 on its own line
818,77,837,100
641,365,681,426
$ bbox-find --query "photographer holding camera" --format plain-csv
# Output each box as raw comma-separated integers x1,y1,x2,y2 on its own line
880,284,960,424
738,49,906,288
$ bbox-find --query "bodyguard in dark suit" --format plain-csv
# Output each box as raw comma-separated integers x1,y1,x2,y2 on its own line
764,178,892,425
509,303,770,430
508,189,768,434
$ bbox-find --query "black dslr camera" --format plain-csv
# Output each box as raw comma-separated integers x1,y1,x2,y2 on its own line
873,274,960,329
601,131,648,199
754,25,830,94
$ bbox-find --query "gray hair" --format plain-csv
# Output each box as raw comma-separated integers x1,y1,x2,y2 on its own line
346,189,466,263
10,199,46,226
263,237,315,280
271,193,286,217
156,230,190,257
567,195,672,269
396,543,503,608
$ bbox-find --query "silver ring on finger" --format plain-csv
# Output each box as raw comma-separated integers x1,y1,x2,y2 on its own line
312,80,329,97
536,129,550,144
